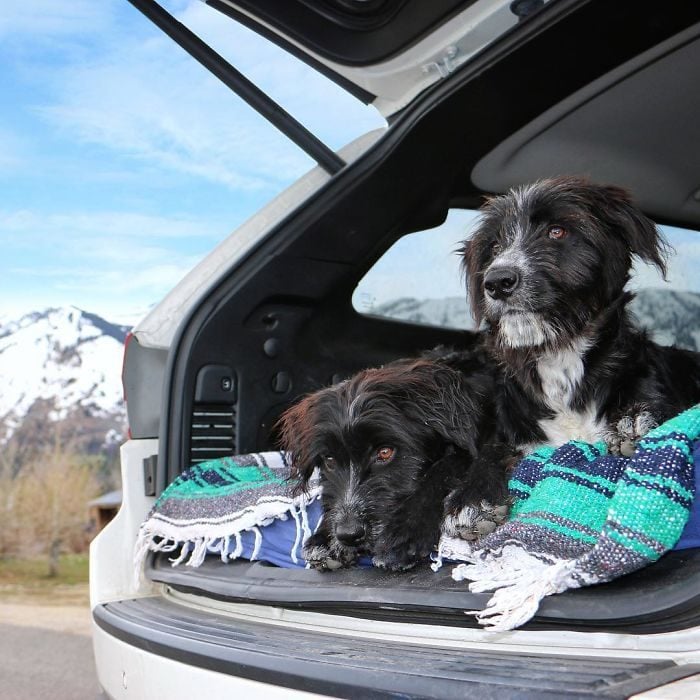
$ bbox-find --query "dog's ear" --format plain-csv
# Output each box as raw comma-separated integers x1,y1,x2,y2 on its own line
461,196,505,328
460,233,490,327
596,184,671,279
408,362,485,457
276,393,325,495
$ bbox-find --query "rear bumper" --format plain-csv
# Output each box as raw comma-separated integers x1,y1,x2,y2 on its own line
93,596,700,699
92,621,322,699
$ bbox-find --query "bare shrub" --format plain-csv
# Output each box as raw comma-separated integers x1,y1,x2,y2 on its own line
1,435,100,575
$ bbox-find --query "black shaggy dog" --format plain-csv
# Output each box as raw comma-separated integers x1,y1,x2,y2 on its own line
462,176,700,454
277,356,511,572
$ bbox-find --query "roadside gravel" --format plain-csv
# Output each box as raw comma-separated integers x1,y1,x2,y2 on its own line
0,600,92,636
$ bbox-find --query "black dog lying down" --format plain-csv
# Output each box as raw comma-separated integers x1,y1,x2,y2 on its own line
461,176,700,455
277,354,512,571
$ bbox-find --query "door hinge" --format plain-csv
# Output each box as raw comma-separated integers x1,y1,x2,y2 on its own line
423,45,461,79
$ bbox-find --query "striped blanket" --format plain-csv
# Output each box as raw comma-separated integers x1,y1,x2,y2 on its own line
440,403,700,631
133,451,321,582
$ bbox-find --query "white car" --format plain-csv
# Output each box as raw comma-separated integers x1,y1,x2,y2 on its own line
91,0,700,697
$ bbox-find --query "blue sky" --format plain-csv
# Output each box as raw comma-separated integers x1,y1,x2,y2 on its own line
0,0,384,323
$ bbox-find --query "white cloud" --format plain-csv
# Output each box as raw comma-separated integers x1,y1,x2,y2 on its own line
33,0,384,193
1,207,217,322
0,126,27,172
0,208,220,241
2,209,217,279
0,0,110,39
38,48,310,191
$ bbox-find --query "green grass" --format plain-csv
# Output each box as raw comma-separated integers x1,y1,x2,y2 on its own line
0,554,89,605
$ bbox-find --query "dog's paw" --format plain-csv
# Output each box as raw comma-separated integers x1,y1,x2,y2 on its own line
442,499,510,541
303,543,344,571
302,535,356,572
607,409,658,457
370,535,434,572
371,549,420,572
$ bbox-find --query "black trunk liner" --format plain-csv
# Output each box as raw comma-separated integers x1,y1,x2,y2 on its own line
146,547,700,633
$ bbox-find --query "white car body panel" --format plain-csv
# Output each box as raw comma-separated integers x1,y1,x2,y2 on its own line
90,439,159,607
92,624,327,699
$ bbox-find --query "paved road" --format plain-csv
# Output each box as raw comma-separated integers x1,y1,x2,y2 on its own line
0,605,100,700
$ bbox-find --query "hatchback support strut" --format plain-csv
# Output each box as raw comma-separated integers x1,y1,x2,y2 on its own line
126,0,346,176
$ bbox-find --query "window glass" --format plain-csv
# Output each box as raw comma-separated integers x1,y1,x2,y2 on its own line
354,215,700,351
629,225,700,351
352,209,478,330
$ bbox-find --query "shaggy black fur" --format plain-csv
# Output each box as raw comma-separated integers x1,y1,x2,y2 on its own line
461,176,700,452
277,355,511,571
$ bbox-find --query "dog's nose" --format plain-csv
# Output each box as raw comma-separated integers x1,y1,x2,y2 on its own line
335,520,366,546
484,267,520,299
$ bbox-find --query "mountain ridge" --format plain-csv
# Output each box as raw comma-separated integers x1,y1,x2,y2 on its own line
371,287,700,352
0,306,128,449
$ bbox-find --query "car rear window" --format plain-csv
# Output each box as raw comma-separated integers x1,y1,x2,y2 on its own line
353,214,700,351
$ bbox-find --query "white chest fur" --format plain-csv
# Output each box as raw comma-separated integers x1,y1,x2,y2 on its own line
535,339,607,445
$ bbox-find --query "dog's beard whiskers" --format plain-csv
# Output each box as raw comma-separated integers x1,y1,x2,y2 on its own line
497,311,559,349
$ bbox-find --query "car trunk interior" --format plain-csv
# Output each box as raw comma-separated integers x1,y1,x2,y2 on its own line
150,0,700,632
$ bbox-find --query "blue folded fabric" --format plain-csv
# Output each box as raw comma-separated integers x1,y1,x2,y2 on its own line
675,441,700,550
213,500,377,568
214,498,324,568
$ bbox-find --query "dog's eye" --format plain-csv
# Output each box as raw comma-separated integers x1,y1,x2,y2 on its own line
547,225,568,240
375,446,396,464
491,243,502,257
322,456,337,470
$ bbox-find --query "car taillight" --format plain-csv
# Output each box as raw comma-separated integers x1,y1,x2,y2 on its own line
122,331,134,440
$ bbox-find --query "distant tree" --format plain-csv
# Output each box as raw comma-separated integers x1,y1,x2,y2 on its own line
3,398,124,489
0,441,24,558
2,429,100,575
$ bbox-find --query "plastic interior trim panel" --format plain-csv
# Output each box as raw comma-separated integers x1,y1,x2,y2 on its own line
94,596,700,699
471,23,700,229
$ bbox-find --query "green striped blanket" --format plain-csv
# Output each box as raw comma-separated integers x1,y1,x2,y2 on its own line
441,403,700,631
133,451,320,581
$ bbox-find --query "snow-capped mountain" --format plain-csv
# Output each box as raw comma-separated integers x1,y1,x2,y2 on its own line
630,288,700,351
372,288,700,351
0,307,129,446
371,297,475,331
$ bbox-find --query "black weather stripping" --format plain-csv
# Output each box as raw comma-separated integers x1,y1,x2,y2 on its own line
126,0,346,176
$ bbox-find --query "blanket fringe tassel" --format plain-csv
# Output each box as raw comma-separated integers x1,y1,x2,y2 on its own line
133,491,320,588
452,545,579,632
